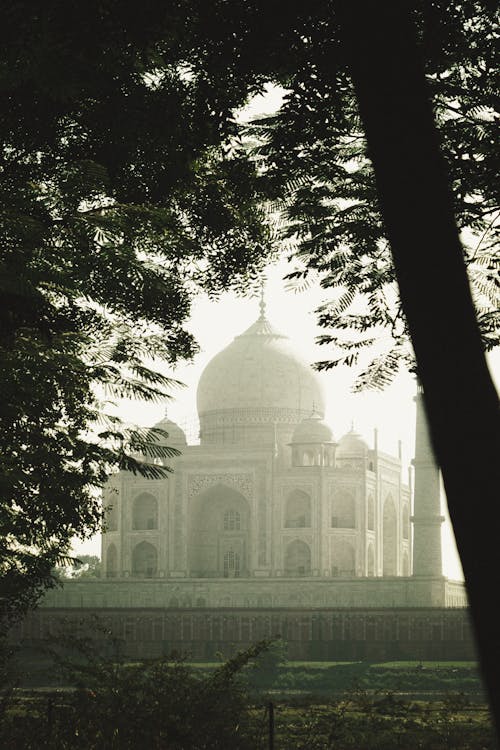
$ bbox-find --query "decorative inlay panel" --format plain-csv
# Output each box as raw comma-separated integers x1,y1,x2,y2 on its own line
200,407,312,425
188,473,254,500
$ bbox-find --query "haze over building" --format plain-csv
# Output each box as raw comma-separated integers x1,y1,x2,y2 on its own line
18,299,474,660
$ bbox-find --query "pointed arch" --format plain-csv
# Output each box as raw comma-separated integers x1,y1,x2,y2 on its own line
331,539,355,576
284,489,311,528
332,489,355,528
284,539,311,576
132,493,158,530
189,484,249,577
131,541,157,577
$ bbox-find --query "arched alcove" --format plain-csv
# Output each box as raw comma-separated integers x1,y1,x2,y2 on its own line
284,489,311,528
331,540,355,576
331,490,355,528
367,544,375,576
106,543,118,578
189,484,250,577
132,493,158,530
367,493,375,531
284,539,311,576
383,494,397,576
131,541,157,577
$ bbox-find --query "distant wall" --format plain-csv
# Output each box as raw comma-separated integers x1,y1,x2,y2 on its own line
13,606,476,662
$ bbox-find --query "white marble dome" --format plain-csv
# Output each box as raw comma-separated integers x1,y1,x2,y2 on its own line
291,411,334,444
337,427,368,454
196,312,326,444
149,415,187,447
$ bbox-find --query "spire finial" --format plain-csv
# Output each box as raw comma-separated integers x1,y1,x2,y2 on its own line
259,277,266,319
350,419,355,432
164,406,168,419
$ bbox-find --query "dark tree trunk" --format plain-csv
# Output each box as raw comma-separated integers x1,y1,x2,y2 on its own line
336,0,500,734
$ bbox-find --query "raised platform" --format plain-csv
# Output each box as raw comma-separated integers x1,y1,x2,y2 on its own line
39,575,468,610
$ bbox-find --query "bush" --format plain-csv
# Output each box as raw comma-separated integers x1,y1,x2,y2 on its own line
0,638,273,749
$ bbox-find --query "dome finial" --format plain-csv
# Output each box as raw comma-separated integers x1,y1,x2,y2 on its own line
259,277,266,319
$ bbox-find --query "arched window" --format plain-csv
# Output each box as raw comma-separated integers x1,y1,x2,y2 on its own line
132,493,158,530
402,504,410,540
367,493,375,531
331,490,355,528
284,540,311,576
196,597,206,608
131,541,157,577
223,549,241,578
284,490,311,528
223,509,241,530
106,543,118,578
383,494,397,576
331,540,355,577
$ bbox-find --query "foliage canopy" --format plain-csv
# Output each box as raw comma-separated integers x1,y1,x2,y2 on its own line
0,1,274,625
244,0,498,388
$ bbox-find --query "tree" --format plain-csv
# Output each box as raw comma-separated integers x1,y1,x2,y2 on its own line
247,638,287,688
245,0,498,387
2,2,499,730
55,555,101,580
335,1,500,736
0,1,274,627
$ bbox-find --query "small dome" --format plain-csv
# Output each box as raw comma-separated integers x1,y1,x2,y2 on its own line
150,416,187,447
337,427,368,454
292,411,334,444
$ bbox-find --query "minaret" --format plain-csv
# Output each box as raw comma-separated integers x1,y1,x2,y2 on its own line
411,383,445,577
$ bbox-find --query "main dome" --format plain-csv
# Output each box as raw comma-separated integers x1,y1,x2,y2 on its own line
196,312,326,445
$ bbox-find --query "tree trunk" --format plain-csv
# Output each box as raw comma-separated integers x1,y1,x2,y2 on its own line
336,0,500,734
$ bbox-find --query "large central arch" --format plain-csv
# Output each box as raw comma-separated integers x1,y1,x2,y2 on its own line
189,484,250,577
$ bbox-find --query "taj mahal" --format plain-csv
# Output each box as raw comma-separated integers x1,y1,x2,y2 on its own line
19,299,472,661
